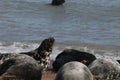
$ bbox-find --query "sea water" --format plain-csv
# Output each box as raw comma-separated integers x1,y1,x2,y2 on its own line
0,0,120,60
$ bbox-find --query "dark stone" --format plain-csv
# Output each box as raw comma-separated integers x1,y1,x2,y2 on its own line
0,54,42,80
52,49,96,71
51,0,65,5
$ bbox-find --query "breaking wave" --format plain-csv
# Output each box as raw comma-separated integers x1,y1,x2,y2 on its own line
0,41,120,60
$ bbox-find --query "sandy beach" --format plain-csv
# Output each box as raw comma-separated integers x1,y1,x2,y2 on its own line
42,70,56,80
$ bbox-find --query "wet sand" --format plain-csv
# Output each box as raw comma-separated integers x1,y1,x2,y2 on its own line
42,70,56,80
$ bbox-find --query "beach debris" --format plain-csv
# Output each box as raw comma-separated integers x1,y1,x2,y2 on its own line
52,49,96,71
55,61,93,80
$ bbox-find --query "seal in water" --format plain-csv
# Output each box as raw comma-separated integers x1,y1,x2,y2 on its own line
52,49,96,71
89,58,120,80
51,0,65,5
0,54,42,80
55,61,93,80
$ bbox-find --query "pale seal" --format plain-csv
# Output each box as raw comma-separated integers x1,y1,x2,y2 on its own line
89,58,120,80
55,61,93,80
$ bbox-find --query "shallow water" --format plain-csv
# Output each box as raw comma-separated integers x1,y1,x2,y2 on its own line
0,0,120,59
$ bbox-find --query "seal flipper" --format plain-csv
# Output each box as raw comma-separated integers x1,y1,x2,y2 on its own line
0,59,15,75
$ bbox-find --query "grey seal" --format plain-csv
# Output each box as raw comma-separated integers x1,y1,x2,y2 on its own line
55,61,93,80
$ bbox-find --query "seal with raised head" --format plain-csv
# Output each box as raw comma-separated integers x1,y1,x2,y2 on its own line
0,37,55,70
52,49,96,71
55,61,93,80
20,37,55,70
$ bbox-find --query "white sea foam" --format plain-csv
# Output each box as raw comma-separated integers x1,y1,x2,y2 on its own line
0,42,120,60
0,42,38,53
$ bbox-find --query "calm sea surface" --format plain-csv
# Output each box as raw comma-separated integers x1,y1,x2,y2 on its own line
0,0,120,59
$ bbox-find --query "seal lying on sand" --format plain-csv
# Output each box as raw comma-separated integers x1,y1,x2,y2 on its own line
0,54,42,80
89,58,120,80
52,49,96,71
55,61,93,80
51,0,65,5
0,37,55,70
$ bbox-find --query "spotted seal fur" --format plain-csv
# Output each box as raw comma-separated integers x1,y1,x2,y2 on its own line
0,37,55,70
20,37,55,70
52,49,96,71
89,58,120,80
55,61,93,80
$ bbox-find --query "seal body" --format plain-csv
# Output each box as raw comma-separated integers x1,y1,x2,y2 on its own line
55,61,93,80
0,37,55,79
53,49,96,71
0,54,42,80
51,0,65,5
0,37,55,70
89,58,120,80
21,37,55,70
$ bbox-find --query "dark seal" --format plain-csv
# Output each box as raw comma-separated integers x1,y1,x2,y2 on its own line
51,0,65,5
0,54,42,80
52,49,96,71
